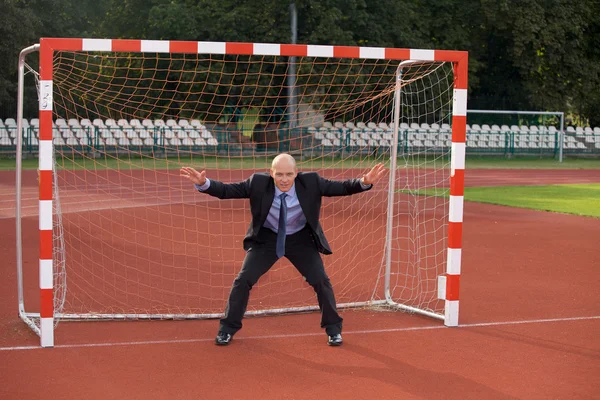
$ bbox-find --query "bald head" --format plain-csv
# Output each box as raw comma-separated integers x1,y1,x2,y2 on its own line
270,153,297,192
271,153,296,170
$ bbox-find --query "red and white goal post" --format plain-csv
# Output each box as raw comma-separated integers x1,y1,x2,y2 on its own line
15,38,467,347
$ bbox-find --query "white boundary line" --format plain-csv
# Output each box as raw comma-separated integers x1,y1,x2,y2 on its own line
1,315,598,352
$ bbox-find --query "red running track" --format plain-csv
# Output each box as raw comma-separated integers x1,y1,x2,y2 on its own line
0,167,599,399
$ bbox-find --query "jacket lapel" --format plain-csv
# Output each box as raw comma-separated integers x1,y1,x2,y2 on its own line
295,174,310,218
261,178,275,218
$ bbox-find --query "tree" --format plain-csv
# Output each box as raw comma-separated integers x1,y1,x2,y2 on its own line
2,0,599,126
471,0,600,124
0,0,110,118
0,0,40,117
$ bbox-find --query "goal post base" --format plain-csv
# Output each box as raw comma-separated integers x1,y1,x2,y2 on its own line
51,300,449,323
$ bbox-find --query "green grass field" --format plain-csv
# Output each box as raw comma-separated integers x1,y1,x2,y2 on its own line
413,184,600,218
2,155,600,171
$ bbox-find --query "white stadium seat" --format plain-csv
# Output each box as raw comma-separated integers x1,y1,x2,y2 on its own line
201,128,213,139
68,119,81,127
186,128,200,139
111,128,125,138
65,137,79,146
137,129,151,139
93,119,106,128
100,129,112,139
125,129,138,139
75,130,88,139
176,130,187,139
163,130,175,139
117,119,130,128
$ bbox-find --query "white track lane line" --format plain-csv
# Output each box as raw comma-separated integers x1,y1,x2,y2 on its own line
1,315,598,352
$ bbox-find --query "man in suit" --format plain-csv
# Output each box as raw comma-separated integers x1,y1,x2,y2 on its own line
180,154,386,346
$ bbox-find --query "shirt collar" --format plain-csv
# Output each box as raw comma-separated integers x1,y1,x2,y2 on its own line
274,182,296,199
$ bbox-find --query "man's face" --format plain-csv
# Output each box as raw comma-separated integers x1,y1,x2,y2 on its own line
270,160,297,192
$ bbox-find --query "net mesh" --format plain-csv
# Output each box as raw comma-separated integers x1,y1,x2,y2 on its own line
46,50,453,320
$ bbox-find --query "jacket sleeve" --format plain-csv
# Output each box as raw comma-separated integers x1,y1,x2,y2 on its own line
317,175,372,197
202,175,252,199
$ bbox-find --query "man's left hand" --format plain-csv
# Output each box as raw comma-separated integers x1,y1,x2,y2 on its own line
362,163,387,186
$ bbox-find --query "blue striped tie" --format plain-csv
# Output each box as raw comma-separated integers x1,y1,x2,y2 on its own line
276,193,288,259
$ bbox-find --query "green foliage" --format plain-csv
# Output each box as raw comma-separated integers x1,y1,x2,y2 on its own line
0,0,109,116
0,0,38,107
1,0,599,126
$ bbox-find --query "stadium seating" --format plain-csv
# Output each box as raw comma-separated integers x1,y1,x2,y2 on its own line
0,118,219,149
1,118,599,154
303,121,599,153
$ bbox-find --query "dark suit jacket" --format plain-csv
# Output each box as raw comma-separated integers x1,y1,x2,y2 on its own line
203,172,372,254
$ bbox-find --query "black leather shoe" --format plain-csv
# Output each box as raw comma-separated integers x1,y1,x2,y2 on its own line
215,331,232,346
328,334,343,346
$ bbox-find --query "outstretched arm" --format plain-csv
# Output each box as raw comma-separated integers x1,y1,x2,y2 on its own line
320,163,387,196
180,167,251,199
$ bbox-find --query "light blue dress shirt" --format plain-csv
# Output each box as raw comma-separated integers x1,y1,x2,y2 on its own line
263,183,307,235
194,179,307,235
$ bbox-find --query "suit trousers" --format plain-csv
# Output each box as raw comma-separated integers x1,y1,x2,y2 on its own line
219,226,343,336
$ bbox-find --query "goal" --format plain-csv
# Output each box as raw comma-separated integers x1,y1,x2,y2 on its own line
16,39,467,347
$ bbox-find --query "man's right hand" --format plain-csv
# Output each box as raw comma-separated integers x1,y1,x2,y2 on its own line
180,167,207,186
